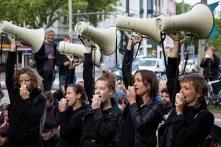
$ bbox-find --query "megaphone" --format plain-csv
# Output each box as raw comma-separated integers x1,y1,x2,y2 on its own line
116,16,161,43
0,21,45,53
58,41,101,66
156,3,214,39
75,22,118,55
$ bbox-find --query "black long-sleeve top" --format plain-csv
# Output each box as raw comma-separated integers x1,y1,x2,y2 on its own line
158,101,214,147
81,52,121,147
200,54,220,78
59,105,89,147
121,49,164,147
83,53,94,104
6,52,46,146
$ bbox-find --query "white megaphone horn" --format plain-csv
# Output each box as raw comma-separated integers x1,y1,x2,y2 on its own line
0,21,45,53
156,3,214,39
75,22,118,55
58,41,101,66
116,16,161,43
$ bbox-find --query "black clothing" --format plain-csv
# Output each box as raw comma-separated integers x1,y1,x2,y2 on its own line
83,53,94,104
200,55,221,94
120,49,164,147
200,55,220,78
43,135,60,147
82,53,122,147
59,105,90,147
6,52,46,147
158,101,214,147
166,57,180,104
34,42,60,91
80,107,121,147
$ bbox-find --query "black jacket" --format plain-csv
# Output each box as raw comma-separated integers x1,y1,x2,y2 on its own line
200,55,220,78
80,107,121,147
158,101,214,147
82,53,122,147
59,104,90,147
6,52,46,146
121,49,164,147
34,42,59,76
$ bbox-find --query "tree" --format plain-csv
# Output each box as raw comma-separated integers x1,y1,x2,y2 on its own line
176,2,191,14
0,0,118,28
208,17,221,53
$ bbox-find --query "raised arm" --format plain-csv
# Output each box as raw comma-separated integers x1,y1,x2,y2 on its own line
122,35,142,89
83,46,95,104
5,39,17,103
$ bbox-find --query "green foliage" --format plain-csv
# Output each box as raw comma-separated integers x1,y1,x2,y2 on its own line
75,0,118,26
0,0,118,28
176,2,191,14
208,17,221,53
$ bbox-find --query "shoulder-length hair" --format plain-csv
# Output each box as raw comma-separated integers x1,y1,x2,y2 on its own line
133,70,159,98
13,67,43,91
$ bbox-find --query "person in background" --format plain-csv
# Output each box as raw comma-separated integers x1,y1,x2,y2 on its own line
58,84,89,147
6,40,46,147
34,29,59,91
0,105,9,129
200,46,221,94
116,89,127,111
59,35,81,93
41,121,60,147
44,91,59,126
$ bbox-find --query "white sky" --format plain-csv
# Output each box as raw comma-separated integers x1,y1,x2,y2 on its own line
176,0,220,5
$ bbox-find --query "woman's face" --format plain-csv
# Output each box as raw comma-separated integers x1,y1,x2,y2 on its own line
19,73,32,89
95,80,111,103
65,87,78,107
180,81,200,106
133,72,150,97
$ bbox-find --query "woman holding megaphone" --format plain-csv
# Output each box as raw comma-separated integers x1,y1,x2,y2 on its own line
5,38,46,147
117,35,164,147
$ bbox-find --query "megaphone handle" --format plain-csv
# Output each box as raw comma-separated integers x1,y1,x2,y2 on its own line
160,32,167,69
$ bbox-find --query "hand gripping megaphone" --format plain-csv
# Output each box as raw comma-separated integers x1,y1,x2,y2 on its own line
156,3,214,39
58,41,101,66
116,15,161,43
0,21,45,53
75,22,118,55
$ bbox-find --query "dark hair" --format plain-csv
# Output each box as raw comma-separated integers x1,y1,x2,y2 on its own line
96,71,116,93
133,70,159,98
67,84,88,104
161,88,169,95
14,67,43,90
44,91,54,103
179,73,208,98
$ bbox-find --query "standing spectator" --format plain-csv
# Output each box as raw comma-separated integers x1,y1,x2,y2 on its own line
160,88,172,116
58,84,89,147
158,74,214,147
118,35,164,147
6,42,46,147
34,29,58,91
59,35,81,93
0,105,9,129
200,46,221,94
